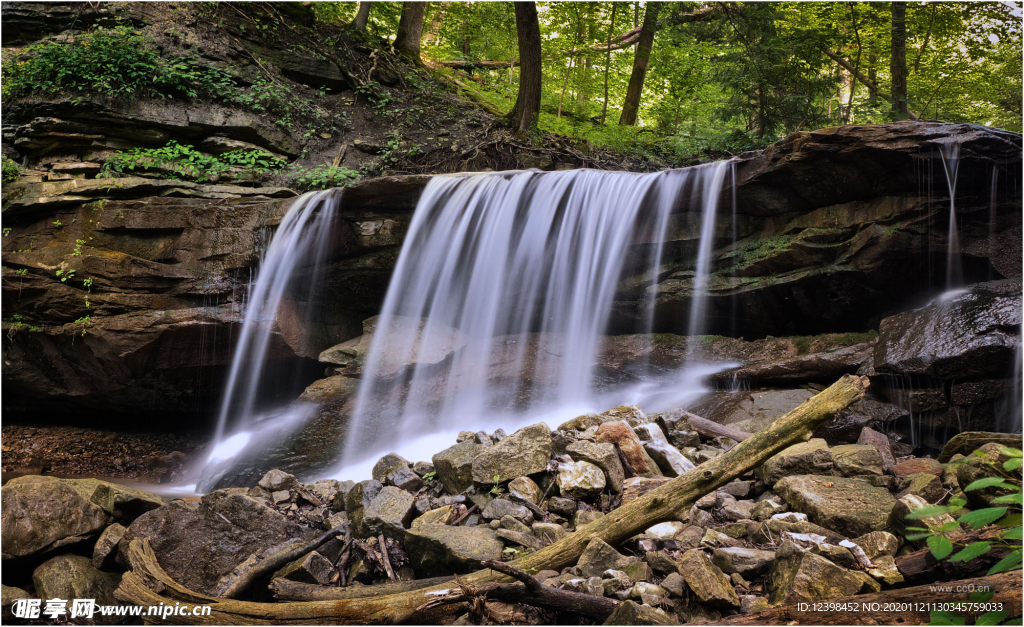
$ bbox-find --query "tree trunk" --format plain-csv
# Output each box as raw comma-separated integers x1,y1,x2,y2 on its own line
890,1,908,117
618,2,661,125
823,49,918,120
115,375,869,625
507,2,542,134
351,1,371,32
601,3,617,124
394,2,427,62
557,56,574,119
716,571,1022,625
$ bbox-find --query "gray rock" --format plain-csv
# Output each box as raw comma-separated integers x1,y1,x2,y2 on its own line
652,409,701,450
500,515,532,533
410,505,456,530
644,551,678,575
719,389,816,434
388,466,424,492
259,469,299,492
755,439,839,485
1,477,110,561
5,475,162,522
752,518,848,545
508,476,543,503
768,538,863,605
566,441,625,493
413,461,435,476
831,444,884,476
92,522,126,570
603,600,674,625
852,531,900,560
432,439,488,495
775,475,896,538
634,423,696,477
532,522,566,545
722,500,757,521
1,585,31,621
547,496,577,517
404,525,504,575
897,473,946,503
889,494,960,548
495,528,545,551
345,480,382,535
642,521,686,539
578,537,638,578
273,550,334,585
740,595,771,614
32,555,121,623
482,499,533,524
751,499,788,521
557,460,606,498
573,510,605,528
125,490,316,595
472,423,553,484
372,452,412,484
362,486,416,540
678,549,740,609
624,560,654,583
712,547,776,577
660,572,686,597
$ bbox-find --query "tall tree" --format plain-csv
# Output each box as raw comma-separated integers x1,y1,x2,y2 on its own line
601,3,617,124
619,2,662,126
508,2,543,134
890,1,908,117
351,2,371,32
394,2,427,62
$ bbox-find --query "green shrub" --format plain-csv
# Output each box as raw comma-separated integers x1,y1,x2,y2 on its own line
2,26,236,102
100,141,285,182
286,165,361,190
1,156,21,182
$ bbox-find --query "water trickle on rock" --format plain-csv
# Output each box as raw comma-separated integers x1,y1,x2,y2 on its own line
938,141,963,289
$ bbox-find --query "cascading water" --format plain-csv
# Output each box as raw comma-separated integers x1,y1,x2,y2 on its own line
205,190,340,467
685,162,731,340
338,164,731,469
938,141,962,288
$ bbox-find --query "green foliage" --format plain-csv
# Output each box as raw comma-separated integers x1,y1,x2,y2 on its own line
2,26,237,102
4,314,44,338
2,156,21,182
421,471,436,482
287,165,361,190
73,316,93,337
100,141,286,183
55,269,75,283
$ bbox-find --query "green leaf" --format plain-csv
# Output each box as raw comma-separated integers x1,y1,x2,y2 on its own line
976,610,1009,625
971,589,995,603
948,541,991,563
998,446,1022,458
1002,527,1023,540
991,492,1023,505
929,610,966,625
906,505,954,520
986,550,1022,575
905,531,934,541
1004,457,1023,471
927,535,954,560
964,477,1015,492
958,507,1008,529
997,513,1022,528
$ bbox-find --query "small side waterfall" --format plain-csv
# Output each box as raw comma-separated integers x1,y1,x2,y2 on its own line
938,142,962,288
210,191,340,451
340,165,731,465
686,162,731,339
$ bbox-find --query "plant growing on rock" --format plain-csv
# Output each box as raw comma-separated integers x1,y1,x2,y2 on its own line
1,156,21,182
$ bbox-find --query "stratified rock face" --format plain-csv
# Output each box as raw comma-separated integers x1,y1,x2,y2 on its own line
1,478,110,561
873,279,1022,379
125,491,316,595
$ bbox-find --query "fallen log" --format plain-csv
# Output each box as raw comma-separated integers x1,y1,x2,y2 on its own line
270,577,453,601
896,527,1019,582
114,374,868,624
683,410,752,442
213,527,345,599
713,570,1022,625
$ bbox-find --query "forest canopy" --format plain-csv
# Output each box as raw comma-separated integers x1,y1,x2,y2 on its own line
320,1,1022,155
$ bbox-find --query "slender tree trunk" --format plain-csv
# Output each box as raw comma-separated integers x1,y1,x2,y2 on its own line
394,2,427,62
461,1,471,57
601,3,617,124
558,56,574,119
507,2,542,134
509,39,516,104
890,1,908,117
351,1,371,32
619,2,661,126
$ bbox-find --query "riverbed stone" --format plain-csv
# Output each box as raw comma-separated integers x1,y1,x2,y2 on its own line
889,494,961,548
677,549,740,609
566,440,625,493
472,423,552,484
897,473,946,503
768,539,863,605
411,505,456,530
579,537,638,578
274,550,334,585
620,476,671,505
33,555,121,622
573,510,605,528
831,444,884,476
660,572,686,597
481,499,533,524
603,600,674,626
432,439,488,495
345,479,382,535
755,439,839,485
634,422,695,477
712,547,776,577
259,469,300,492
957,443,1018,508
752,517,848,545
1,477,110,561
557,460,606,498
596,421,663,478
532,522,566,545
507,476,542,503
851,531,900,560
652,409,701,450
362,486,416,540
404,525,504,575
372,452,412,484
1,585,31,621
774,474,896,537
92,522,126,570
890,457,944,477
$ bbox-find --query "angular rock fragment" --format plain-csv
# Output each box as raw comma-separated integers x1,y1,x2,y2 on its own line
774,474,896,537
471,424,552,484
677,549,740,609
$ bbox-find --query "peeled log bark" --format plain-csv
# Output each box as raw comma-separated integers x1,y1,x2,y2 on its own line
714,570,1022,625
684,411,752,442
115,375,869,624
270,577,453,601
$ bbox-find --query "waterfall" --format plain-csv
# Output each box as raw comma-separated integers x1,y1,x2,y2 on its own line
685,161,731,340
340,165,730,465
938,142,962,289
210,190,340,451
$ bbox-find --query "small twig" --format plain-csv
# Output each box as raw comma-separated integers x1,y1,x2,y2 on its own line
481,560,541,592
451,504,478,526
379,535,397,582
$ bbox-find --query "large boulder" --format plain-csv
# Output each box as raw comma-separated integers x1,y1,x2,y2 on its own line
774,475,896,537
32,555,121,623
677,549,740,609
433,439,489,494
556,461,606,498
5,475,163,521
596,421,662,478
873,279,1021,379
755,439,839,485
404,525,504,576
362,486,416,540
768,539,863,605
578,538,638,578
320,316,468,379
565,441,625,493
124,490,317,595
472,423,553,485
634,423,695,477
1,477,110,561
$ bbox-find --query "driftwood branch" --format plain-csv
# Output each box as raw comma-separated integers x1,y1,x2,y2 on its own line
714,570,1023,625
683,410,752,442
115,375,868,624
213,527,345,599
270,577,452,602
